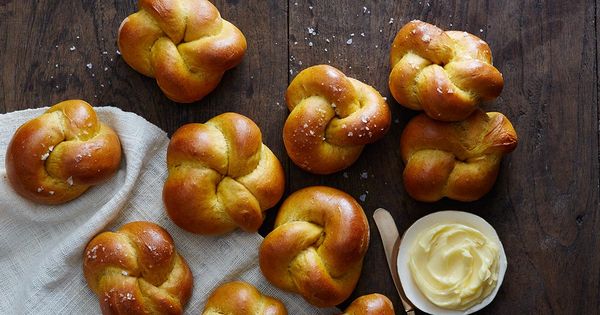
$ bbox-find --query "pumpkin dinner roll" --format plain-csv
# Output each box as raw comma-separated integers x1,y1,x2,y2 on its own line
118,0,247,103
5,100,122,204
284,65,391,174
83,221,193,315
389,20,504,121
341,294,395,315
202,281,287,315
163,112,285,235
400,110,518,202
259,186,370,307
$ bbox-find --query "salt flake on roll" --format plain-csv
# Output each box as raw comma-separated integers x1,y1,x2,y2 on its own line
397,211,508,315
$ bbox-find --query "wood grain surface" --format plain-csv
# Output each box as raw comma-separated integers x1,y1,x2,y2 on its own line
1,0,598,313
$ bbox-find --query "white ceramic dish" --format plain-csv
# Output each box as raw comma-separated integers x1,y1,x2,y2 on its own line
397,211,507,315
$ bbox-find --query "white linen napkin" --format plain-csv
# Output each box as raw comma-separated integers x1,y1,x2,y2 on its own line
0,106,337,314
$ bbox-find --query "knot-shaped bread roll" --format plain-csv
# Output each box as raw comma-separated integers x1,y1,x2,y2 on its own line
5,100,122,204
389,20,503,121
118,0,247,103
401,110,518,202
83,221,193,315
202,281,287,315
284,65,391,174
341,294,395,315
259,186,370,307
163,112,285,235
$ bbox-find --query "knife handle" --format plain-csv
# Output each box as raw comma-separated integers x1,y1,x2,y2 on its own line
373,208,400,265
373,208,415,315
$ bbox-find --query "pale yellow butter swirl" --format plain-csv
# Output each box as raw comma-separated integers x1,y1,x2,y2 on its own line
409,223,499,310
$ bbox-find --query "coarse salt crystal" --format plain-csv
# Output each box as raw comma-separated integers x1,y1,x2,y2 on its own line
69,46,76,51
346,38,353,45
67,176,74,186
37,187,44,193
86,63,93,69
348,131,354,136
422,34,431,42
40,152,50,160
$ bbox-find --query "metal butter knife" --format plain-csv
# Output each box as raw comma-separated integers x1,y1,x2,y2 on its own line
373,208,416,315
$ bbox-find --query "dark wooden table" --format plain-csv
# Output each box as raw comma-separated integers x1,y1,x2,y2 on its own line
1,0,598,314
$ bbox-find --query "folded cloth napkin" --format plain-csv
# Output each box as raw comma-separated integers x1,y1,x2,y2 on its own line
0,107,337,314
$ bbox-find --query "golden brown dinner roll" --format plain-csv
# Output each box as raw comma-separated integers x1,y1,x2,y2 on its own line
202,281,287,315
400,110,518,202
118,0,247,103
163,112,285,235
259,186,370,307
389,20,504,121
83,221,193,315
284,65,391,174
341,294,395,315
5,100,122,204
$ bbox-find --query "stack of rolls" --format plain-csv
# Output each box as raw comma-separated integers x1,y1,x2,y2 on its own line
389,20,518,202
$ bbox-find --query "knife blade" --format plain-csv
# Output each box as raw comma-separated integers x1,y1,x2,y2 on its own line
373,208,415,315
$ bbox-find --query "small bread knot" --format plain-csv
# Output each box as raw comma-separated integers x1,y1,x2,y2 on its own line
163,112,285,235
259,186,370,307
400,110,518,202
202,281,287,315
389,20,504,121
284,65,391,174
83,221,193,315
341,294,395,315
5,100,122,204
118,0,247,103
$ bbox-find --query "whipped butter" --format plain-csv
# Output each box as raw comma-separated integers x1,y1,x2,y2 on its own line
409,223,500,310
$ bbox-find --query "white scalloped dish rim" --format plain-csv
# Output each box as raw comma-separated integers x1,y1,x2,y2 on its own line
397,210,508,315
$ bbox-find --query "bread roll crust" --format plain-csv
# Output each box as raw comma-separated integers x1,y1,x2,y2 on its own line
202,281,287,315
163,112,285,235
259,186,370,307
400,110,518,202
5,100,122,204
118,0,247,103
389,20,504,121
341,294,395,315
284,65,391,174
83,221,193,315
